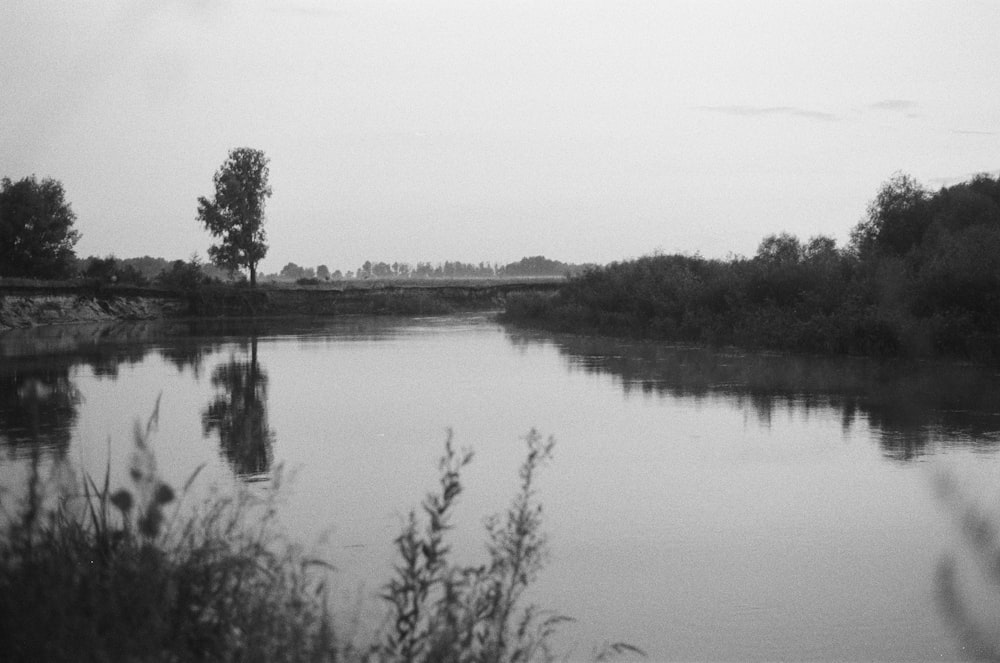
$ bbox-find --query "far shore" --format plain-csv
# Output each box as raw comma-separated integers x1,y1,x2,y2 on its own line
0,277,565,332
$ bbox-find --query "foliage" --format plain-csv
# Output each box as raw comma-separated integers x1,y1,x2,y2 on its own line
850,172,930,259
197,148,272,287
374,430,564,663
504,172,1000,363
347,257,586,280
502,256,577,278
280,262,315,280
80,255,150,286
155,256,212,291
0,175,80,279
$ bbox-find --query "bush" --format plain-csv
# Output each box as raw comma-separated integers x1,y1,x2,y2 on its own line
81,256,149,286
156,258,210,291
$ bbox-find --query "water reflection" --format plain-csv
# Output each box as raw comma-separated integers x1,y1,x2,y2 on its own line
0,363,79,457
0,317,427,472
505,329,1000,461
201,336,274,481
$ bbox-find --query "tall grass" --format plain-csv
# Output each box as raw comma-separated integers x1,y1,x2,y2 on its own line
0,407,641,662
0,401,336,662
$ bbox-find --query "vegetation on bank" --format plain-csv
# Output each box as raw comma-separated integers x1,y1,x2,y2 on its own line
0,403,638,662
503,172,1000,363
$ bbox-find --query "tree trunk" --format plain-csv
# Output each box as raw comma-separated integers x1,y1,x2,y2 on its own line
249,264,257,288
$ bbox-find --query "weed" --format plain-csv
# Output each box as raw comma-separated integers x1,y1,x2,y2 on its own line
372,429,643,663
372,429,563,663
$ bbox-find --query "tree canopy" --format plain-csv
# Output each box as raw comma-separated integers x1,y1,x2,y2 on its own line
0,175,80,279
197,148,271,287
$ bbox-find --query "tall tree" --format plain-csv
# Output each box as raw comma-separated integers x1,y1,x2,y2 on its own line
197,148,271,287
850,172,929,260
0,175,80,279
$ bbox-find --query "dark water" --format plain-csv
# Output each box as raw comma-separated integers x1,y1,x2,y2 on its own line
3,315,1000,660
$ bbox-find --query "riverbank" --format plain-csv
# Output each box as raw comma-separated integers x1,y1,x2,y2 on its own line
0,279,563,332
501,252,1000,365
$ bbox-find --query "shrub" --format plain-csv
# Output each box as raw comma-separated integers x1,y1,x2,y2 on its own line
156,258,210,291
373,430,566,663
82,256,149,286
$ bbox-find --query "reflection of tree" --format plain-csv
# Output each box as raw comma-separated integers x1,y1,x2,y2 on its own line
0,363,79,457
505,328,1000,461
202,337,274,480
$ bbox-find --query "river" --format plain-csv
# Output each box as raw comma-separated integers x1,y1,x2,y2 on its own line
2,313,1000,660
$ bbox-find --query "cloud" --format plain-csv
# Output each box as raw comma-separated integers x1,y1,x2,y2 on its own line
697,105,839,121
927,170,1000,188
868,99,919,112
266,2,335,17
952,129,997,136
868,99,920,118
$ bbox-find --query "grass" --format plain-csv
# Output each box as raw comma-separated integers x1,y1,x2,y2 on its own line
0,401,336,662
0,402,642,662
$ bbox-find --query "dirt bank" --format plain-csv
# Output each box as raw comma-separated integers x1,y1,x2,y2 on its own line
0,290,186,332
0,281,562,331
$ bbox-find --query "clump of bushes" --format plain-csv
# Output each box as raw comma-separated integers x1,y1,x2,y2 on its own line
503,172,1000,363
155,257,214,291
81,255,150,286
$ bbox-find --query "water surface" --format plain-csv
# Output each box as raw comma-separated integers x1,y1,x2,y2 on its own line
3,315,1000,660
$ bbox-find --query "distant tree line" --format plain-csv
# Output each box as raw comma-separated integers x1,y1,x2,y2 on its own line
504,172,1000,363
257,256,587,283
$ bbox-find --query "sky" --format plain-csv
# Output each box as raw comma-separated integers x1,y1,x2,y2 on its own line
2,1,1000,274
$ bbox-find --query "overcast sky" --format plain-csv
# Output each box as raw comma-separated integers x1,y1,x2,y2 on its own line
3,1,999,273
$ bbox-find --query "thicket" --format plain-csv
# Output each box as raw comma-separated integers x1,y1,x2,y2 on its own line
503,172,1000,363
0,403,639,662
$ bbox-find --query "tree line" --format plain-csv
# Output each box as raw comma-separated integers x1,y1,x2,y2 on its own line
504,171,1000,363
1,148,582,288
269,255,586,282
